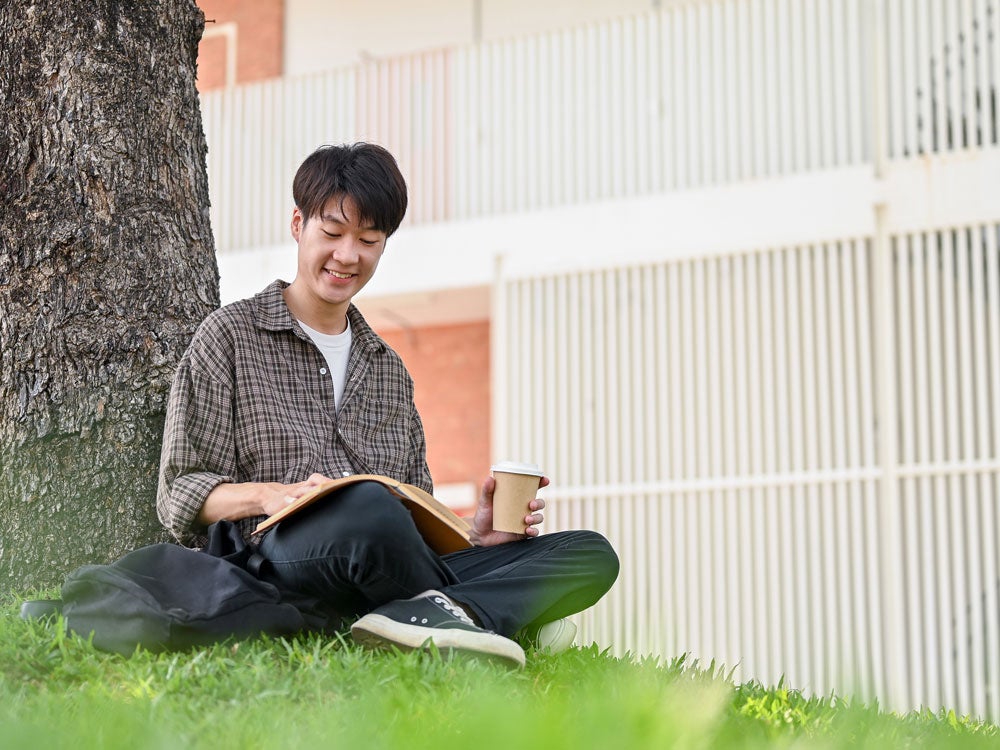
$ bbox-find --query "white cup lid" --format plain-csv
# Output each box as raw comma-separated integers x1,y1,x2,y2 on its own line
491,460,544,477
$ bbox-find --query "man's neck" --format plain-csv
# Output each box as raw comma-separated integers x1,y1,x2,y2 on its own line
282,284,349,335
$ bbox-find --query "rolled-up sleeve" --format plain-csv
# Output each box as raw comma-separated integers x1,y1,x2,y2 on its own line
157,338,236,546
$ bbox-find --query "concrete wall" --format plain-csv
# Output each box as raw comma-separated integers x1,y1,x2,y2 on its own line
283,0,659,74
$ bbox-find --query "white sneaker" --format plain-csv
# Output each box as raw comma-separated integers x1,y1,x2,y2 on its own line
351,590,526,668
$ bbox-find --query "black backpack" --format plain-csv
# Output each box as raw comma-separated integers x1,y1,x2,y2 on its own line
57,521,305,655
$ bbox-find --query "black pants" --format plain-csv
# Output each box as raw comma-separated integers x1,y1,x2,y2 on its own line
257,481,619,637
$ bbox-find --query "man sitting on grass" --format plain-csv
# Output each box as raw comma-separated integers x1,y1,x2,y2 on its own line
156,142,619,667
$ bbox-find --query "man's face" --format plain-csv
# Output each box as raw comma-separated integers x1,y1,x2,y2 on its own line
291,195,386,313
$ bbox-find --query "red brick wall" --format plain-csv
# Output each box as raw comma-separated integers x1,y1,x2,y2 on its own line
377,321,491,489
196,0,284,92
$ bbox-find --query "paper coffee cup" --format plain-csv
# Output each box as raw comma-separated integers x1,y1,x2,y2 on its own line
491,461,544,534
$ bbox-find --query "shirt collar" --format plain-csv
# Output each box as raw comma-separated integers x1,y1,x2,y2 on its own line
253,280,295,331
253,279,384,353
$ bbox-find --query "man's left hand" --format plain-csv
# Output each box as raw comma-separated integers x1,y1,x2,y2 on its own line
469,475,548,547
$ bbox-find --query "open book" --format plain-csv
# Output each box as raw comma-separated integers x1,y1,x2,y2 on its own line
254,474,473,555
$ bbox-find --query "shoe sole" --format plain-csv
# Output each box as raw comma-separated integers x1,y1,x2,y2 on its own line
352,614,526,668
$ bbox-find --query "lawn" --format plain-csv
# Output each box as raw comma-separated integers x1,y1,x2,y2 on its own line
0,591,996,749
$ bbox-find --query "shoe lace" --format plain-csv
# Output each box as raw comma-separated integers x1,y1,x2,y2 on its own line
433,595,476,627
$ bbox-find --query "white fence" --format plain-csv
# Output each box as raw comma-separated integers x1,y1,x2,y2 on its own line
495,221,1000,718
200,0,1000,720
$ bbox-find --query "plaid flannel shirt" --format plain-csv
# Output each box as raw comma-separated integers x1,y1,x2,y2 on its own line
157,280,432,547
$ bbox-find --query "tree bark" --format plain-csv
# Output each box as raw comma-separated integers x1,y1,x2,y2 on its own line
0,1,219,589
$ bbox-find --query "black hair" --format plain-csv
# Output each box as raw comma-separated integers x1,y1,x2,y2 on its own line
292,143,408,236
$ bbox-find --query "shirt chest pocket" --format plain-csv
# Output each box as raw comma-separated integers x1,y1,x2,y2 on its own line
341,397,411,477
233,385,332,480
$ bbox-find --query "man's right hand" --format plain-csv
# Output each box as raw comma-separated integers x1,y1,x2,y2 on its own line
198,473,335,525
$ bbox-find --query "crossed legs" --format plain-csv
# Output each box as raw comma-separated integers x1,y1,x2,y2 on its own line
257,481,619,637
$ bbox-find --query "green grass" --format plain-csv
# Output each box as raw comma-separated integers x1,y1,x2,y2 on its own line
1,591,996,750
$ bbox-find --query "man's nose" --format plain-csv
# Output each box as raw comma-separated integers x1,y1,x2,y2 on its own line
332,239,360,264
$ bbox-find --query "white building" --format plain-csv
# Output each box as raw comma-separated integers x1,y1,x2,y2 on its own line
199,0,1000,720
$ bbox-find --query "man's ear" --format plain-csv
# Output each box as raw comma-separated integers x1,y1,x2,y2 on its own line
290,207,303,241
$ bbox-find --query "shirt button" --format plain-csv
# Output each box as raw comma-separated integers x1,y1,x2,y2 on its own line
341,471,352,477
319,367,327,375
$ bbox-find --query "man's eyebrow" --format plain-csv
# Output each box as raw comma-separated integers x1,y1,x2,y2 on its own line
319,212,377,230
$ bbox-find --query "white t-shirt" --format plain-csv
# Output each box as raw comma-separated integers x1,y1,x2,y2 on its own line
298,319,353,412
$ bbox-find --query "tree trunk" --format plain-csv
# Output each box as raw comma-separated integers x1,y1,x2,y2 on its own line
0,0,219,590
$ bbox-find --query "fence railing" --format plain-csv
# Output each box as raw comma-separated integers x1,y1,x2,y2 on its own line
495,221,1000,718
201,0,1000,253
